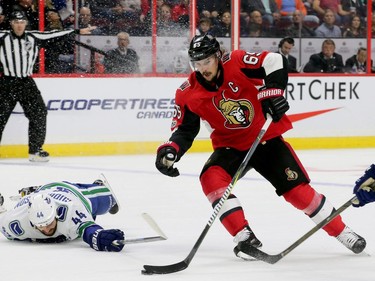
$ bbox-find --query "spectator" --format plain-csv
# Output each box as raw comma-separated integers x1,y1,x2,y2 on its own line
338,0,366,26
87,0,129,33
171,0,190,28
170,48,189,73
277,37,298,73
312,0,342,25
0,2,6,30
137,0,164,35
51,0,75,28
139,0,150,24
88,0,118,20
315,9,342,37
241,0,281,26
303,0,317,16
115,0,142,22
274,0,320,25
104,32,139,74
78,6,104,34
196,17,213,36
279,9,316,37
44,8,75,73
197,0,230,24
212,10,231,37
342,15,366,38
345,47,371,73
243,9,275,37
157,3,186,36
45,8,63,30
0,1,13,29
303,39,344,73
139,0,163,23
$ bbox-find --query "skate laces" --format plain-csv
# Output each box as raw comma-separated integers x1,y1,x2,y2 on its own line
336,226,360,248
234,227,252,244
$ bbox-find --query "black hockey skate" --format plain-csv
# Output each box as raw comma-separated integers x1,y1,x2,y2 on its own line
336,226,366,254
29,149,49,162
233,226,263,260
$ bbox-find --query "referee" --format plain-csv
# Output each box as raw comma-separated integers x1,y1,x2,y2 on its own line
0,11,95,162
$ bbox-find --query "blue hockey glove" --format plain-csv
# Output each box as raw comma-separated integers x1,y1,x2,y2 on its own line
83,224,125,252
352,164,375,207
155,141,180,177
258,88,289,122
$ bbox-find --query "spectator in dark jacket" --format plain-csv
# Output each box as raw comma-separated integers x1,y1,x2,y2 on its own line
104,32,139,73
303,39,344,73
241,0,280,26
344,47,372,73
277,37,298,73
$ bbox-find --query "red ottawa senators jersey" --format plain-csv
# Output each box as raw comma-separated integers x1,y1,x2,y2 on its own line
169,50,293,154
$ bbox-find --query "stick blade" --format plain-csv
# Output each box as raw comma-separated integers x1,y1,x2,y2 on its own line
142,213,168,239
244,246,282,264
142,261,189,275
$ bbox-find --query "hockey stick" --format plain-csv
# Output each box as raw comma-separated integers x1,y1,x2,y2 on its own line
246,181,375,264
113,213,168,246
141,213,168,239
142,114,273,275
242,195,358,264
113,235,167,245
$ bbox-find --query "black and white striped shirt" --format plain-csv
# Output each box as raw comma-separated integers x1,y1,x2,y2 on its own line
0,29,75,78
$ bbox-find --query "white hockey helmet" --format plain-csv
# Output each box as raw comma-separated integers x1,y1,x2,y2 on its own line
28,193,57,227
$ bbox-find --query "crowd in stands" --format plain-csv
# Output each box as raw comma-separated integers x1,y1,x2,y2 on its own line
0,1,371,37
0,0,373,74
0,0,372,37
241,0,369,38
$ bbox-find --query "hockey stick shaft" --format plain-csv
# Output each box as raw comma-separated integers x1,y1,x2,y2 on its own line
142,115,273,274
248,182,375,264
113,235,167,245
245,195,357,264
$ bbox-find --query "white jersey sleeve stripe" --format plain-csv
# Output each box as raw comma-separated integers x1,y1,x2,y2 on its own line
262,52,284,76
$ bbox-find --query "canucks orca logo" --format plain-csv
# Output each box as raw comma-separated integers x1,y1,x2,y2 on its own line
213,91,254,129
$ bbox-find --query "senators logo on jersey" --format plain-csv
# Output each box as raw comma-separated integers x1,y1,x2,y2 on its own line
285,167,298,181
213,91,254,129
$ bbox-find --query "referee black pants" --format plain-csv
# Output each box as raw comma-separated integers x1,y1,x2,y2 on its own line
0,76,47,154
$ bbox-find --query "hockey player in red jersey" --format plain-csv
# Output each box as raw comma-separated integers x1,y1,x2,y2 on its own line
155,34,366,258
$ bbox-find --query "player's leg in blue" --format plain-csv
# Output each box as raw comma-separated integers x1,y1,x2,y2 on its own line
68,179,119,217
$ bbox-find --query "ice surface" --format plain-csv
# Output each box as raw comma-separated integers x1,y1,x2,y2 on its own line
0,148,374,281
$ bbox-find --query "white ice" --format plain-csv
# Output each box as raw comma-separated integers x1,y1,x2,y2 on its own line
0,148,374,281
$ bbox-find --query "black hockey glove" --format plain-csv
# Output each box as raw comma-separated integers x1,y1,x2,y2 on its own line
260,95,289,122
155,141,180,177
